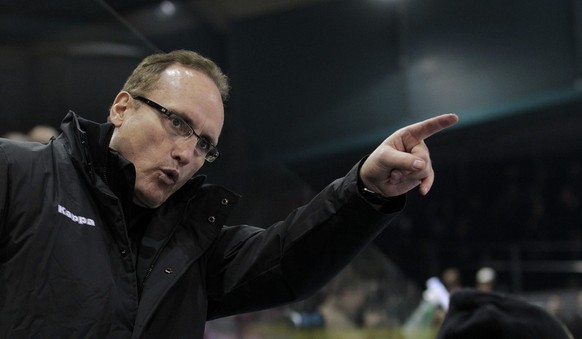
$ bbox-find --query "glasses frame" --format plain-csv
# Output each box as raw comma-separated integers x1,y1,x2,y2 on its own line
133,95,220,162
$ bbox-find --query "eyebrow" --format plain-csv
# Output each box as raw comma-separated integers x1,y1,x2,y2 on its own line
172,109,194,127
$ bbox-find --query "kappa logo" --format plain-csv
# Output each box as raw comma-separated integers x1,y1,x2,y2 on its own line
57,205,96,226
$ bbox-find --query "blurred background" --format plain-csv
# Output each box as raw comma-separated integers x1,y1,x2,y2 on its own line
2,0,582,337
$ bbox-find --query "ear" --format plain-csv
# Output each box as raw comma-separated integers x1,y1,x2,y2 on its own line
109,91,133,127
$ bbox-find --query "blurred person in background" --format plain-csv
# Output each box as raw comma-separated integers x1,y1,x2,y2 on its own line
402,268,460,338
317,268,372,330
475,266,497,292
441,267,462,294
28,125,58,143
2,124,58,142
2,131,29,141
545,294,568,326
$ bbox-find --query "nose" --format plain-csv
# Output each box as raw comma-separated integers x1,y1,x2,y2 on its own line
171,138,199,165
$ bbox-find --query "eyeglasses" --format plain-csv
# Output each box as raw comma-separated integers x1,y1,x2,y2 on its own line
133,96,220,162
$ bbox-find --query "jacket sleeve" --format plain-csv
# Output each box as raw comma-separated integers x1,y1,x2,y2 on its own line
206,160,405,319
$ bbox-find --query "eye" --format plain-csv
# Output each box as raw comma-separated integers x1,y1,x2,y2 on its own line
197,137,211,151
170,116,183,128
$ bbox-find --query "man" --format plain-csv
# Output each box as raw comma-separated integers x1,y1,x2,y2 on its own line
0,50,458,338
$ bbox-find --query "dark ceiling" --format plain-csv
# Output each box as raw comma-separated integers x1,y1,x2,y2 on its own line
1,0,581,182
0,0,330,44
2,0,581,165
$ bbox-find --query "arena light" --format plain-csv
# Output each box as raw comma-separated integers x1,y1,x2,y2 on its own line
159,0,176,17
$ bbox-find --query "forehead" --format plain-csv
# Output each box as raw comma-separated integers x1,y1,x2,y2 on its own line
149,65,225,137
155,64,221,101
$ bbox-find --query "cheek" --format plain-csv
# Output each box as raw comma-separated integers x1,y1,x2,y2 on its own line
124,131,170,168
117,116,167,157
180,162,204,183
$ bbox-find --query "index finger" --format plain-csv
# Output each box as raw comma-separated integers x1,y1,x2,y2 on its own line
405,113,459,141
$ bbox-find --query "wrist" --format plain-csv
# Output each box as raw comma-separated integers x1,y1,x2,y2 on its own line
357,174,396,205
359,186,393,205
356,156,405,212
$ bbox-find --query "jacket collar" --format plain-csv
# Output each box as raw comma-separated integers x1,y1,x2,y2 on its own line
59,111,115,183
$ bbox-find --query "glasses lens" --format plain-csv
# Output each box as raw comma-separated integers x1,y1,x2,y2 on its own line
195,137,220,162
205,150,219,163
166,115,193,138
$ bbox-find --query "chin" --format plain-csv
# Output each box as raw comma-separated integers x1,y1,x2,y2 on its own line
134,192,167,209
134,199,162,209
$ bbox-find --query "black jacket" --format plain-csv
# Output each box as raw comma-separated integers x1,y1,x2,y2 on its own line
0,112,403,338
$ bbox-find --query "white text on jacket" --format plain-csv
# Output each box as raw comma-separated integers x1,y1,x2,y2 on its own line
58,205,96,226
